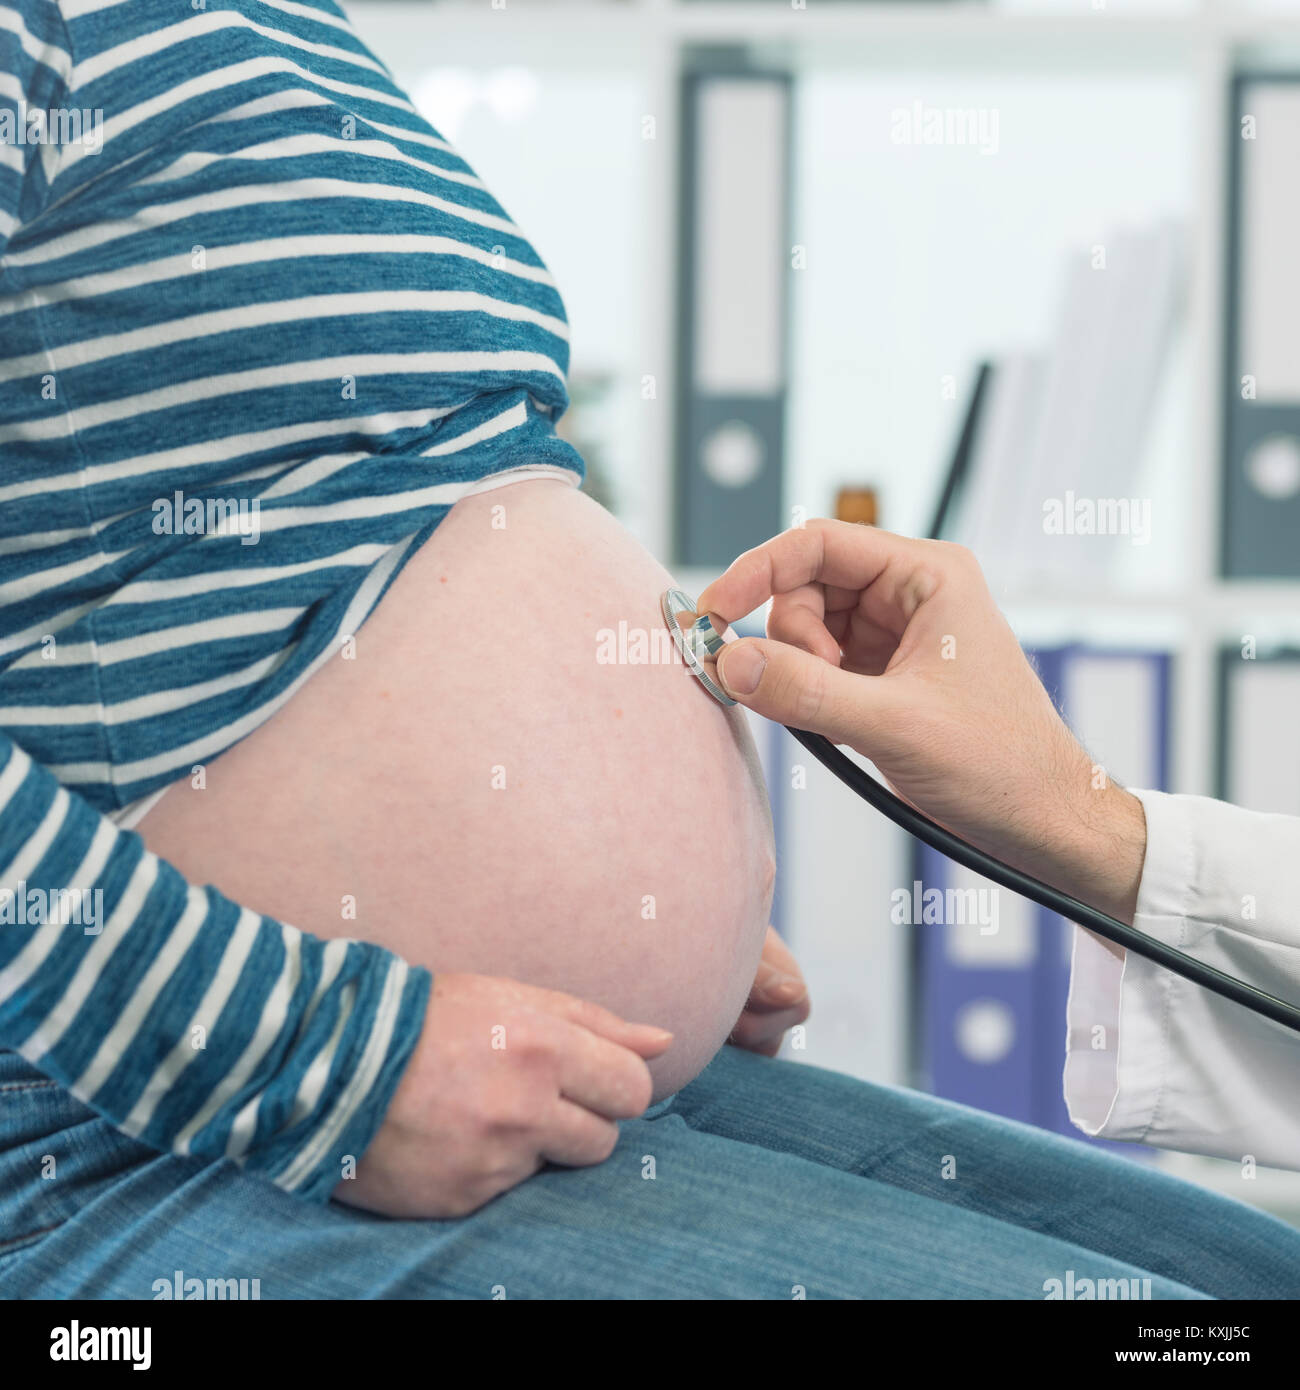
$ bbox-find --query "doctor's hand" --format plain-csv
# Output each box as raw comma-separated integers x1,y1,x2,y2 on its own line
697,521,1147,929
729,925,811,1056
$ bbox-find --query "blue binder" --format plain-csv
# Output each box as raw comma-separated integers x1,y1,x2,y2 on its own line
915,837,1044,1124
917,645,1170,1147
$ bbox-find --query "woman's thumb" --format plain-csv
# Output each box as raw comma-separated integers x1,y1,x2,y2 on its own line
714,637,872,744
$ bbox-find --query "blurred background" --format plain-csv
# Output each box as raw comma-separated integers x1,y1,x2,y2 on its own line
350,0,1300,1223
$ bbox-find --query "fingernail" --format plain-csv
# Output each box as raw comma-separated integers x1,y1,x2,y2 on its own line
719,643,766,696
645,1027,674,1043
764,974,802,1002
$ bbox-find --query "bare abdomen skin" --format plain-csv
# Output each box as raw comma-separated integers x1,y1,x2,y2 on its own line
137,478,775,1097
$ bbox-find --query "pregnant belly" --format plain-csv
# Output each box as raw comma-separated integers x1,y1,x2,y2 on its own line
136,476,775,1097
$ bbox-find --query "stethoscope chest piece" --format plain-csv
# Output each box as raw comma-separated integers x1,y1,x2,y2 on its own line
660,588,736,706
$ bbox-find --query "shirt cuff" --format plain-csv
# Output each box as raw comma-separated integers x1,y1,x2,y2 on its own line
1063,787,1189,1143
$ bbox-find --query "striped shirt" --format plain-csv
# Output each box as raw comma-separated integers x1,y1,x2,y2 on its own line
0,0,584,1199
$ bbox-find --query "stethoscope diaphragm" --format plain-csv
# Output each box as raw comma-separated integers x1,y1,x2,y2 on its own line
660,587,736,706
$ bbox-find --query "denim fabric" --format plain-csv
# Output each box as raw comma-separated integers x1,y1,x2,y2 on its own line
4,1043,1297,1300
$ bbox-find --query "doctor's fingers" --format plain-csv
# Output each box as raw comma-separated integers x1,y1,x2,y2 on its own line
764,584,842,665
696,520,947,636
768,591,901,678
713,633,895,749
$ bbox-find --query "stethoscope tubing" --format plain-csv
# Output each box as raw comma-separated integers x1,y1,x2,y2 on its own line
784,724,1300,1039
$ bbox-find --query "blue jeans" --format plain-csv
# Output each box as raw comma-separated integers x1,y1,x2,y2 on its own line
1,1044,1295,1299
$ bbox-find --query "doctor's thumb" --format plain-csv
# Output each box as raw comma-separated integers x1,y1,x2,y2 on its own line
714,638,872,746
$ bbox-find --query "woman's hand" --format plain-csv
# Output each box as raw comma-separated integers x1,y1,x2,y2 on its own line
697,521,1147,927
729,925,811,1056
335,972,673,1219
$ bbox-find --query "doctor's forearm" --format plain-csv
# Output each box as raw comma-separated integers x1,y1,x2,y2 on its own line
973,767,1146,944
961,736,1147,942
1055,780,1146,954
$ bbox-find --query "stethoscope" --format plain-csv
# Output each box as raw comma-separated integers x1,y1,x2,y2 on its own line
661,586,1300,1038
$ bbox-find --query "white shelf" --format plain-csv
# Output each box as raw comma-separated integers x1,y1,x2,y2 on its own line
999,584,1300,619
350,0,1300,63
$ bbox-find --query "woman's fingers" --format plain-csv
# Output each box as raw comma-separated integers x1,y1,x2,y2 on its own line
729,927,811,1056
747,926,806,1009
553,1020,657,1121
750,934,800,1000
544,989,674,1059
729,998,810,1053
343,972,669,1219
539,1099,622,1167
750,963,805,1008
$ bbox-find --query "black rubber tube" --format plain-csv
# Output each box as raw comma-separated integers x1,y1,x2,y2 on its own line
784,724,1300,1038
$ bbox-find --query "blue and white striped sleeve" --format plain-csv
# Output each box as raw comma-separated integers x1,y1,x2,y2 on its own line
0,734,432,1202
0,0,69,256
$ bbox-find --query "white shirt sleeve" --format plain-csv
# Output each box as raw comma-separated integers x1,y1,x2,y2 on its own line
1064,787,1300,1169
